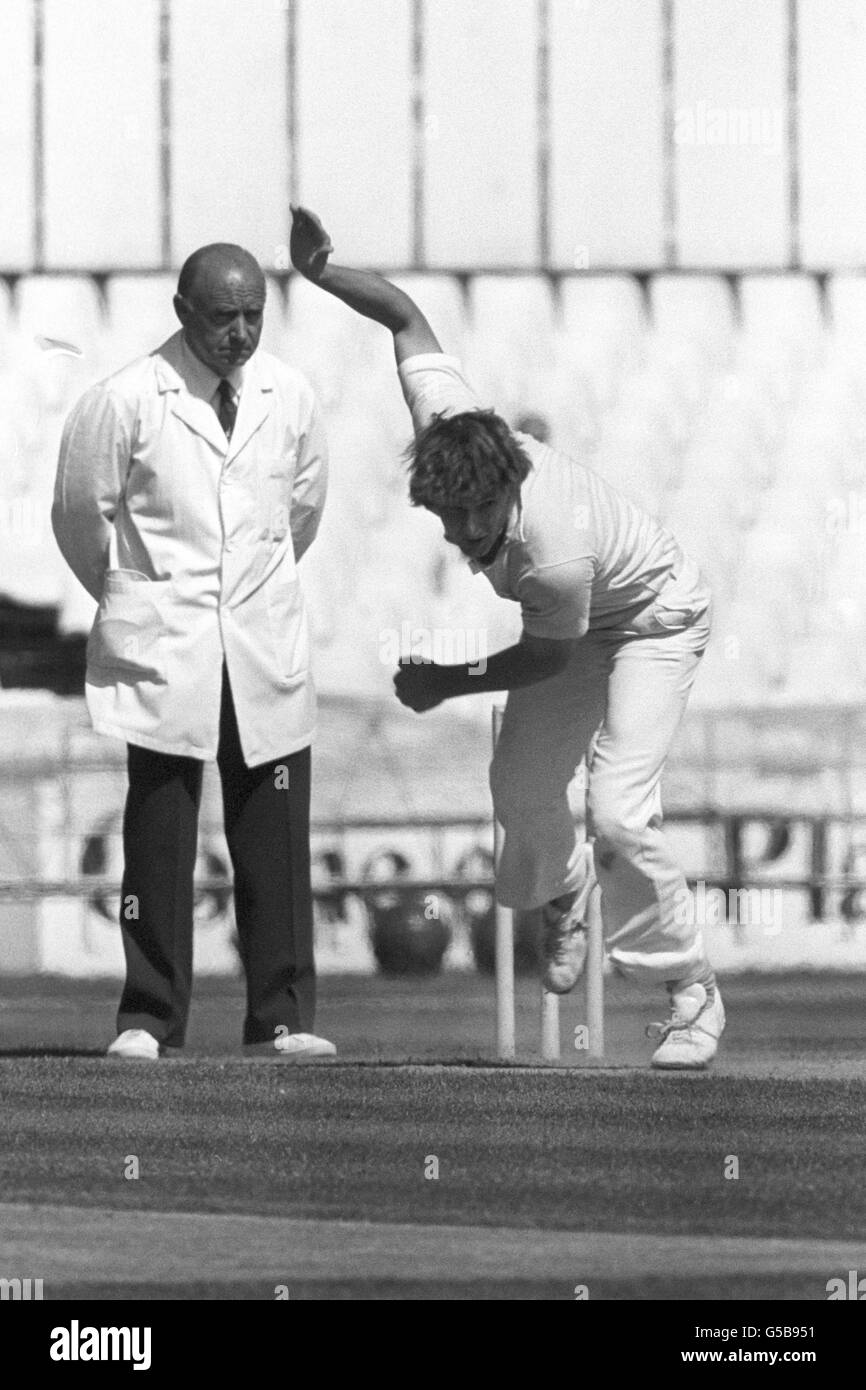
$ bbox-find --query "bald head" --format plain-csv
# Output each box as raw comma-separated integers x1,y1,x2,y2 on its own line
177,243,265,303
174,243,266,376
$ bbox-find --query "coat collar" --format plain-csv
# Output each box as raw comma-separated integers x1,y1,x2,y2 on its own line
154,330,274,462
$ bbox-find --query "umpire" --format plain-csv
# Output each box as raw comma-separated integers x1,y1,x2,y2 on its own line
52,243,335,1061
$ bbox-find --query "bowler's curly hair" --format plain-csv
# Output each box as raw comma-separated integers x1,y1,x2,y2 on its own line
406,410,532,510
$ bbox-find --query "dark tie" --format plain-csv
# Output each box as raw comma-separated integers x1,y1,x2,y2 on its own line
216,378,237,440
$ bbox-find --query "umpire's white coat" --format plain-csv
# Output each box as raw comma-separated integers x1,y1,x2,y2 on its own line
52,330,328,766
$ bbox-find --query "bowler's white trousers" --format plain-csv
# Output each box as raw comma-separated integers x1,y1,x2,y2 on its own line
490,609,711,986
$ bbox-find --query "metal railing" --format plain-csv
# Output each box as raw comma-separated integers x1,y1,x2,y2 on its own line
1,807,864,922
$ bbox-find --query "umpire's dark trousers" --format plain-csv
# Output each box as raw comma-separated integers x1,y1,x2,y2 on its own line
117,664,314,1046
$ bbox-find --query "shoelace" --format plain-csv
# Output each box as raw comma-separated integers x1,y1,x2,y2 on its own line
646,1012,686,1042
646,994,705,1042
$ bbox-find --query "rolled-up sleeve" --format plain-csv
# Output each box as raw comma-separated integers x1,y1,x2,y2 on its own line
397,353,487,435
290,392,329,563
52,386,130,602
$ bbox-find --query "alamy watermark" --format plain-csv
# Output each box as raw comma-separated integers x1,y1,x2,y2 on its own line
379,622,488,674
674,880,783,934
674,103,783,152
0,1277,43,1300
826,1269,866,1299
50,1322,151,1370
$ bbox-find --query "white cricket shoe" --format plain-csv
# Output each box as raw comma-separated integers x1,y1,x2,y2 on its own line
541,898,588,995
107,1028,161,1061
649,983,725,1069
243,1032,336,1060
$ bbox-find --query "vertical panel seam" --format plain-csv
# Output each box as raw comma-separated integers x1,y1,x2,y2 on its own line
33,0,45,271
288,0,298,209
159,0,172,269
788,0,800,270
661,0,677,269
411,0,426,267
537,0,551,270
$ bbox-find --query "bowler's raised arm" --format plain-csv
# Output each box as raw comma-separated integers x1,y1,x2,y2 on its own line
290,205,441,363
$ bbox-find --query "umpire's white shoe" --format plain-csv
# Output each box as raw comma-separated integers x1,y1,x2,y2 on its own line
107,1028,160,1061
649,983,725,1069
243,1032,336,1060
541,899,588,995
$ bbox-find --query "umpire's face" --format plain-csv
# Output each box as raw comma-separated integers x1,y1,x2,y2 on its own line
174,257,266,377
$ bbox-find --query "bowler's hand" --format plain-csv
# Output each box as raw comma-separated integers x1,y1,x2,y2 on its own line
393,661,449,713
290,205,334,280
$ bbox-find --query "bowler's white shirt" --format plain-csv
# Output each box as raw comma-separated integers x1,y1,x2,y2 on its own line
398,353,711,640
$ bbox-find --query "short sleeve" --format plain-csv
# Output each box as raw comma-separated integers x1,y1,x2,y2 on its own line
518,557,594,640
397,353,487,436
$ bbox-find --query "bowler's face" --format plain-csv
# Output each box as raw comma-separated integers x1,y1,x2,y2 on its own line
429,490,515,563
176,268,265,377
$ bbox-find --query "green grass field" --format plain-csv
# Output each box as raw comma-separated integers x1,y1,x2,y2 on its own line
1,970,865,1300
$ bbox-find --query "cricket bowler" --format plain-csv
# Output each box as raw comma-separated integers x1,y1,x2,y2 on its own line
290,206,724,1069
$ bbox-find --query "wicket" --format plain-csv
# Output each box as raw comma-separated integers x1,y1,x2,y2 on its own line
492,706,604,1062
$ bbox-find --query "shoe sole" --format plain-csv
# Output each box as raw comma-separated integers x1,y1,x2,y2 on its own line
242,1055,337,1062
242,1047,336,1061
106,1052,160,1062
651,1032,723,1069
651,1056,713,1070
107,1045,183,1061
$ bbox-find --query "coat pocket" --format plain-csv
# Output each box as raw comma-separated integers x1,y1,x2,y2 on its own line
260,468,292,543
87,570,172,683
265,575,309,685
